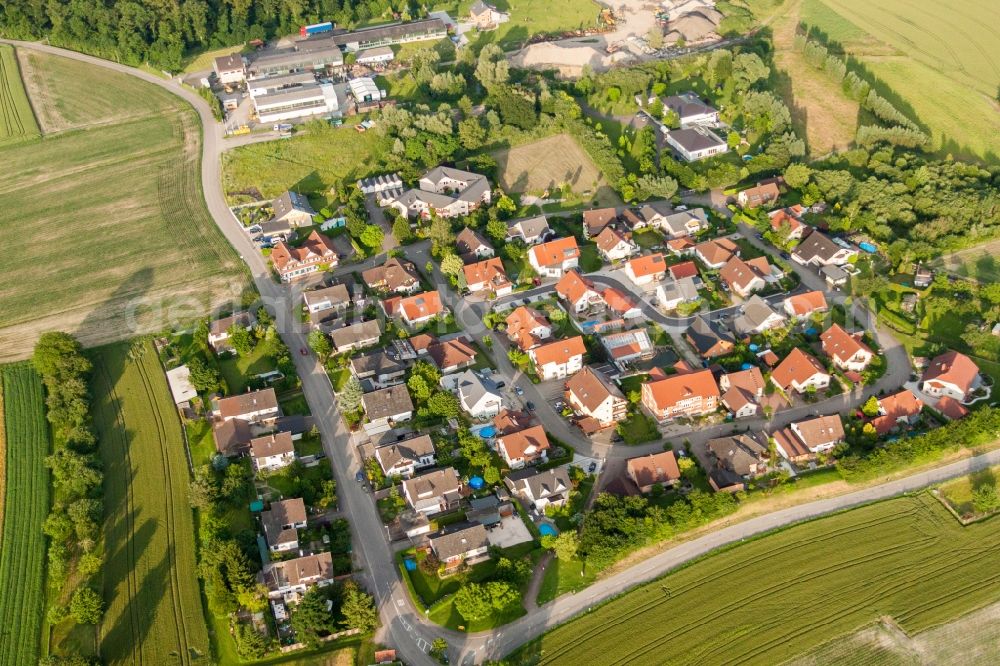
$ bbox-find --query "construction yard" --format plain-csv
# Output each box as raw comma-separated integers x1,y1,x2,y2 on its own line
0,49,248,362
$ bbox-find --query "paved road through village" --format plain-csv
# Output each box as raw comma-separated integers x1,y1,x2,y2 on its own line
6,39,998,666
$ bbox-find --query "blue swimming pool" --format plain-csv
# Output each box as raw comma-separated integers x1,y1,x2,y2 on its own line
538,523,558,537
404,558,417,571
475,425,496,438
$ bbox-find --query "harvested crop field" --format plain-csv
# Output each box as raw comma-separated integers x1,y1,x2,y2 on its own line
509,493,1000,665
0,49,248,362
91,340,209,665
929,239,1000,284
0,45,39,145
494,133,614,201
0,364,49,666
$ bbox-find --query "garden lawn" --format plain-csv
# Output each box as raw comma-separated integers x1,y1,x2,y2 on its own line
508,493,1000,665
0,364,49,666
617,412,660,445
536,556,596,605
218,345,277,394
90,340,210,665
938,465,1000,520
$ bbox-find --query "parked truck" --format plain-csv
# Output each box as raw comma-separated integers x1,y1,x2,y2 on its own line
300,21,333,36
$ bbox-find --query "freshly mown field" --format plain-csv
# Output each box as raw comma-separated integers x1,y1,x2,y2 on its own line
493,133,618,205
0,45,39,145
509,493,1000,666
0,50,248,362
930,238,1000,284
799,0,1000,159
0,364,49,666
432,0,600,50
90,340,209,665
222,123,385,205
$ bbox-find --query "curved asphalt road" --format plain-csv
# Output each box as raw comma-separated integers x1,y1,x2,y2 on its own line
7,39,998,666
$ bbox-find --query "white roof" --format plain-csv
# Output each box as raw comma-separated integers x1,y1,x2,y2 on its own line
165,366,198,404
348,77,381,99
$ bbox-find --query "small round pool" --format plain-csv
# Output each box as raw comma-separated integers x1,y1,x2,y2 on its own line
404,558,417,571
476,426,496,438
538,523,558,537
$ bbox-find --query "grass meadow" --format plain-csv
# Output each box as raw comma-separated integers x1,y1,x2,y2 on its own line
432,0,601,50
0,45,40,146
509,493,1000,666
90,340,209,665
799,0,1000,159
0,364,49,666
0,50,248,362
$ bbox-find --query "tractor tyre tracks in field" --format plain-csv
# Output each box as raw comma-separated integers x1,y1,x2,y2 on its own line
0,49,27,137
95,361,143,666
133,347,191,665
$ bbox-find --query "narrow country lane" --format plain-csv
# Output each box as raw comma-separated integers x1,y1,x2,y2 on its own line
4,38,997,666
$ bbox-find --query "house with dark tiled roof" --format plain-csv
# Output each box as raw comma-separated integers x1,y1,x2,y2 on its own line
261,498,307,553
429,522,490,571
402,467,462,515
706,433,769,491
685,315,735,358
505,467,571,510
374,434,436,478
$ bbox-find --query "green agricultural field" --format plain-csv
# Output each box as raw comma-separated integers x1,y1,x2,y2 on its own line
222,123,387,205
509,493,1000,666
90,340,210,665
0,45,40,145
434,0,602,50
0,50,248,362
0,364,49,666
799,0,1000,160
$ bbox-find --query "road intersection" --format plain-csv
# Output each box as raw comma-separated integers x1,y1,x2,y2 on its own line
5,38,996,666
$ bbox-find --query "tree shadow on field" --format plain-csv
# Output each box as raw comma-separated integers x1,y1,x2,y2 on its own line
72,267,155,353
99,518,163,660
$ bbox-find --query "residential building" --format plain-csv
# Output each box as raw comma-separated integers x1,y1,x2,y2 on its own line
719,367,766,419
505,306,552,351
528,237,580,278
507,215,550,244
496,425,550,468
783,291,828,318
668,261,699,281
555,270,604,313
303,284,351,314
350,351,406,388
456,227,494,261
602,287,643,320
362,384,414,432
271,230,338,281
260,552,334,600
732,295,787,336
250,431,296,472
624,253,668,286
493,408,536,436
685,316,735,358
214,53,245,84
261,498,307,552
773,415,845,462
385,290,445,326
664,126,728,161
667,237,696,256
386,166,491,219
626,451,681,493
529,336,586,380
271,190,316,227
872,390,924,435
565,367,627,431
505,467,571,510
656,276,700,311
357,172,403,195
914,266,934,288
212,419,253,456
213,388,280,423
770,348,830,394
641,368,719,422
720,256,768,298
582,208,618,238
374,434,436,478
792,229,858,267
429,523,490,571
602,329,654,366
662,92,718,127
920,351,982,401
705,433,769,491
362,257,422,294
769,205,808,240
936,396,970,421
427,338,477,374
402,467,462,515
454,369,503,418
736,182,780,208
463,257,512,296
356,46,396,64
467,0,510,29
653,208,710,238
635,201,673,230
208,311,257,354
821,264,849,288
820,324,873,373
331,319,381,354
694,237,739,269
594,226,637,262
